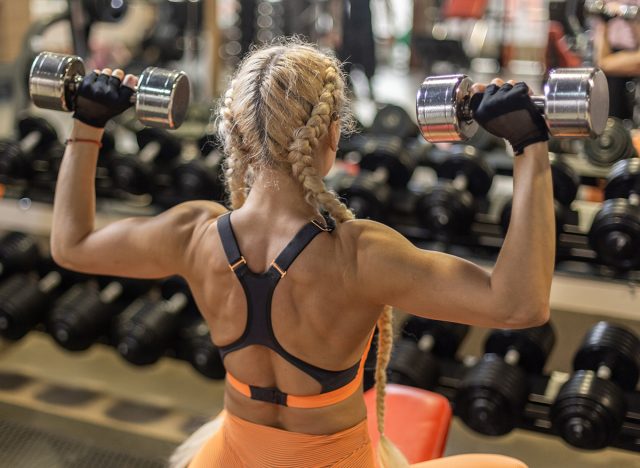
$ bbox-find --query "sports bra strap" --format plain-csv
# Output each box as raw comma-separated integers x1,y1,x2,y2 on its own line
270,219,333,277
217,212,247,273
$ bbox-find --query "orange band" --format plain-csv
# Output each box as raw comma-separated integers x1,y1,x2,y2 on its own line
225,329,376,409
65,138,103,148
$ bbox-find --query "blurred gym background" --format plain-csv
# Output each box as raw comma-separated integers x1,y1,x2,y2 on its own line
0,1,639,467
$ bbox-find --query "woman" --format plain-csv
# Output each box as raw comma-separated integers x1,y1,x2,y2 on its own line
51,39,553,467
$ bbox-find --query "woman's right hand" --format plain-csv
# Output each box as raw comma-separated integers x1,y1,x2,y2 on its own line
73,68,138,129
469,78,549,155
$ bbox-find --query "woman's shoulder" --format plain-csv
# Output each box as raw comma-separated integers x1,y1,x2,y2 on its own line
333,218,401,253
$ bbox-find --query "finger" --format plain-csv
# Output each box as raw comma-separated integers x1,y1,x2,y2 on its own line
122,74,138,89
101,68,113,77
498,83,514,92
485,83,500,95
471,83,486,94
490,78,504,87
507,80,516,86
112,69,125,81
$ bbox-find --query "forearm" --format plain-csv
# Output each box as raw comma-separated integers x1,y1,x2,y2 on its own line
51,120,104,259
598,50,640,75
492,142,554,325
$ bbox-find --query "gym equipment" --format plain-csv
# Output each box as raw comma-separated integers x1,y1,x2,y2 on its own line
0,117,59,180
115,276,193,366
370,104,419,140
389,318,468,389
29,52,190,129
583,117,636,167
416,68,609,143
0,232,40,280
171,135,225,201
455,323,556,436
501,156,580,236
588,159,640,270
584,0,640,21
110,128,182,196
176,315,225,380
551,321,640,450
47,277,151,351
337,135,415,220
0,259,80,340
414,146,493,237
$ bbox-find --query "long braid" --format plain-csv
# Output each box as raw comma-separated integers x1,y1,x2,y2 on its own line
220,81,250,208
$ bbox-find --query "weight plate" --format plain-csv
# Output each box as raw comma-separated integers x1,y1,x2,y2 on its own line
550,370,626,450
359,135,415,188
18,116,58,149
550,156,580,205
371,104,419,139
573,321,640,391
484,322,556,374
401,317,468,358
438,147,494,197
588,198,640,271
455,354,528,436
415,184,475,236
416,75,478,143
584,118,634,167
604,158,640,200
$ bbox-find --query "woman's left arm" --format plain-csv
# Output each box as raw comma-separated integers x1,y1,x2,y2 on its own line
51,121,226,279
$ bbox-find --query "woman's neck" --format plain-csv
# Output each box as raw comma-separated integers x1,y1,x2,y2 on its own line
240,167,322,221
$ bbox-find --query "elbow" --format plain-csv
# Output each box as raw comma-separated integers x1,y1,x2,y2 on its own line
502,301,551,329
50,238,77,271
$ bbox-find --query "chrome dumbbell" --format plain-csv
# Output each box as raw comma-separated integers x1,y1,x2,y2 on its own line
29,52,190,130
416,68,609,143
585,0,640,21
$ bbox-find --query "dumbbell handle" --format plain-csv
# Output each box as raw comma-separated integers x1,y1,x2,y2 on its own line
460,95,546,122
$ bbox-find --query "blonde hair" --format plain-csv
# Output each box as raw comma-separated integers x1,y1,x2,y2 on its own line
217,38,408,467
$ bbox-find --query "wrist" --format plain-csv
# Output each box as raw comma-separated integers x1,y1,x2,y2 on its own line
71,119,105,139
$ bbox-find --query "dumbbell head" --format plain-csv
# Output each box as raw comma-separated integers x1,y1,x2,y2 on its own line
455,353,529,436
484,322,556,374
358,136,415,188
401,317,469,358
29,52,190,129
550,156,580,206
177,316,225,380
573,321,640,391
0,117,58,179
0,232,40,278
584,118,635,167
388,338,439,389
416,68,608,143
551,322,638,450
371,104,419,140
603,158,640,201
588,198,640,271
438,148,494,197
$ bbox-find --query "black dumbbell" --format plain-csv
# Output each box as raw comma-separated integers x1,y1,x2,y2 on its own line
0,232,40,280
455,322,556,436
583,117,636,167
389,318,469,389
415,146,493,238
110,128,182,196
176,314,225,380
501,156,580,237
551,321,640,450
0,258,80,341
171,134,226,202
371,104,419,140
334,135,415,220
0,117,58,181
47,276,152,351
588,158,640,271
114,276,194,365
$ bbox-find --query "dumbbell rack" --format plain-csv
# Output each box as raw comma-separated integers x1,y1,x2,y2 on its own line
432,357,640,453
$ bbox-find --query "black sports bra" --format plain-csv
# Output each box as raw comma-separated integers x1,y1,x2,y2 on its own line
216,212,369,407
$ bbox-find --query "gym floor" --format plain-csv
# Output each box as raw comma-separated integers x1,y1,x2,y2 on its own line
0,67,639,468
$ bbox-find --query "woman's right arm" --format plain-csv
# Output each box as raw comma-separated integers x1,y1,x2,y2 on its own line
345,141,553,329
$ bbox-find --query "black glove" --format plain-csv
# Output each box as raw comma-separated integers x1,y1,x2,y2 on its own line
470,82,549,155
73,72,134,129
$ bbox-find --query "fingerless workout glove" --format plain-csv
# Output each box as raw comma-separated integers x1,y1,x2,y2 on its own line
470,82,549,155
73,72,135,129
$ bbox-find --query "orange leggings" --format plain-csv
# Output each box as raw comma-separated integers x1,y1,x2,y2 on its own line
186,411,527,468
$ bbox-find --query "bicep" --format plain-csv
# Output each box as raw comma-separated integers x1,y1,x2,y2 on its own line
352,222,509,328
52,201,225,279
